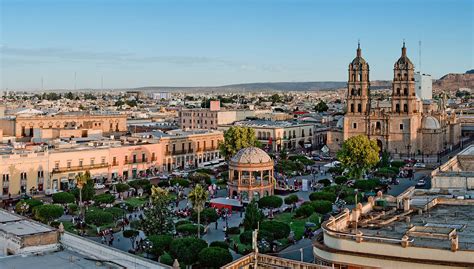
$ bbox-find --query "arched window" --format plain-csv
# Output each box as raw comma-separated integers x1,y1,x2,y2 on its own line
404,104,408,112
350,104,354,113
357,104,362,112
404,88,408,96
396,104,400,112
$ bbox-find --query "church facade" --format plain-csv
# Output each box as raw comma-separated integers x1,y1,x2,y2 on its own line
328,43,460,160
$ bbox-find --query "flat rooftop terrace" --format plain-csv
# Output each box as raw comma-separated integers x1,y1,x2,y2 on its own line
357,203,474,251
0,249,122,269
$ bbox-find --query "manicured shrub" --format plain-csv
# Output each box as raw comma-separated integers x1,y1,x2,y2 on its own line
175,219,192,227
93,193,115,204
198,247,233,269
319,179,332,187
115,183,130,193
209,241,229,249
258,195,283,209
295,204,314,218
391,161,405,168
85,210,113,226
226,226,241,235
309,191,337,202
335,176,349,185
157,181,169,187
310,200,333,214
170,237,208,266
159,252,174,266
260,221,290,240
239,230,253,244
176,223,204,236
170,178,190,188
104,207,126,220
68,203,78,215
148,234,173,256
284,194,299,205
189,172,211,185
52,192,75,204
353,179,381,191
33,204,64,223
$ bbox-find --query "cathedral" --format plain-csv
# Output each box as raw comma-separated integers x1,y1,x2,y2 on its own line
328,43,460,160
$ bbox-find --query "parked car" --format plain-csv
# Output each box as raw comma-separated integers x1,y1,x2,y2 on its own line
45,189,60,196
312,156,322,161
416,179,426,187
414,162,426,168
94,183,106,190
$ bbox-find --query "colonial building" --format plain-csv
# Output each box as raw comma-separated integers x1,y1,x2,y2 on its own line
328,43,461,160
0,111,127,140
0,129,223,197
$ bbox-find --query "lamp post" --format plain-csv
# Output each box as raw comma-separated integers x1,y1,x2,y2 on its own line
354,189,359,235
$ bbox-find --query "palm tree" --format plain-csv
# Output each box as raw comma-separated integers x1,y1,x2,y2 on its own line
188,184,209,238
75,171,91,220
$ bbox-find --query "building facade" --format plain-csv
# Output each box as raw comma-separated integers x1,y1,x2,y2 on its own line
219,120,326,152
415,72,433,100
0,112,127,140
328,43,460,159
0,130,223,197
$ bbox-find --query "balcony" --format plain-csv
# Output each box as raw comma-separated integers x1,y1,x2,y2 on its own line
2,182,9,188
37,177,44,184
52,163,109,173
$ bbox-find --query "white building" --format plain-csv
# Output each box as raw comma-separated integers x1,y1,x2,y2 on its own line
415,72,432,100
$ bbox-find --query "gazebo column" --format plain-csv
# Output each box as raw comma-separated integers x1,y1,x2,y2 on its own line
238,170,242,185
260,170,264,186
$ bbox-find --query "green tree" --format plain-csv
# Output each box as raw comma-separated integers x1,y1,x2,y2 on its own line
188,184,209,238
336,135,380,179
243,200,264,231
198,247,233,269
34,204,64,224
309,191,337,202
85,209,114,226
147,234,173,257
52,192,75,204
170,237,208,267
295,204,314,218
140,186,174,235
284,194,299,210
260,220,290,240
159,252,174,266
219,126,261,159
71,171,95,218
191,208,219,225
209,241,229,249
314,100,329,112
258,195,283,217
93,193,115,205
188,172,211,185
115,183,130,198
310,200,333,214
65,92,74,99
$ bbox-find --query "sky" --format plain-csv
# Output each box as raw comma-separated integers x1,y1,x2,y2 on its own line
1,0,473,90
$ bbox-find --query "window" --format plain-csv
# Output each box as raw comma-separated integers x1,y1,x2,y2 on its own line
79,159,83,167
90,158,95,165
404,104,408,112
357,104,362,112
188,142,192,151
113,157,117,165
350,104,354,113
125,155,129,164
396,104,400,112
353,123,357,129
55,162,59,169
376,122,381,129
404,88,408,96
400,124,404,130
101,157,106,164
142,153,146,162
67,161,71,168
396,88,400,95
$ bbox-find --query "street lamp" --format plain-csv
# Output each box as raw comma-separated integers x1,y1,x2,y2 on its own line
354,189,359,235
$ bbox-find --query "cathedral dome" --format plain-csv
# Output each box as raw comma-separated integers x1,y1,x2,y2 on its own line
394,42,414,69
350,43,368,67
230,147,272,164
422,116,441,130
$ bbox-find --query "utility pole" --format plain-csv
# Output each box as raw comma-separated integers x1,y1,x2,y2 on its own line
41,77,44,91
74,72,77,90
419,40,422,72
101,75,104,91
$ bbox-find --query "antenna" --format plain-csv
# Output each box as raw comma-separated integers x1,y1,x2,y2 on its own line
418,40,422,72
41,77,44,91
101,75,104,90
74,72,77,90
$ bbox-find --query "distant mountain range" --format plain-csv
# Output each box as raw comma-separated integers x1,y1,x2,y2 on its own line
433,71,474,92
133,80,392,93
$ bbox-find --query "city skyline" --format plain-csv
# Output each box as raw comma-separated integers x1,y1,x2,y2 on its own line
1,0,473,90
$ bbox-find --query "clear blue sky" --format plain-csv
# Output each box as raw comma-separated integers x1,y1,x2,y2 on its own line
1,0,473,90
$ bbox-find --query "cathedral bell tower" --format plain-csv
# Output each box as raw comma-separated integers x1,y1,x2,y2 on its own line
347,42,370,115
391,42,417,114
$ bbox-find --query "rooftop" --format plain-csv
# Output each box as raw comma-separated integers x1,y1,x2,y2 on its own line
356,202,474,251
233,119,312,128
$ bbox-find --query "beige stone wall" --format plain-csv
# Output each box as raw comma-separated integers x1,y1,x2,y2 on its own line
0,119,15,136
22,231,58,247
12,114,126,138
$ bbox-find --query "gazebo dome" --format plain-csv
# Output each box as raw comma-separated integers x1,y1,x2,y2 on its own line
231,147,272,164
422,116,441,130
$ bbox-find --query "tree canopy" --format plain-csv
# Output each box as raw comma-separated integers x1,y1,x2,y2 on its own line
258,195,283,209
314,100,329,112
219,126,261,159
34,204,63,224
198,247,233,269
170,237,208,266
52,192,76,204
243,200,264,231
336,135,380,179
140,186,174,235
